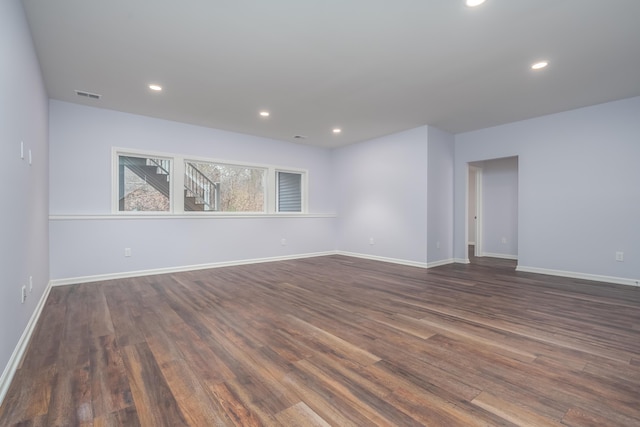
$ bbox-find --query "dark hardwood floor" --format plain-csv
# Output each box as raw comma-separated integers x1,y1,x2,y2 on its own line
1,255,639,426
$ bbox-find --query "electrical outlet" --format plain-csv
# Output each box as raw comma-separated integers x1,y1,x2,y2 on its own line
369,237,375,245
29,276,33,292
436,241,440,249
615,251,624,262
281,238,287,246
124,248,132,257
501,237,507,244
21,286,27,303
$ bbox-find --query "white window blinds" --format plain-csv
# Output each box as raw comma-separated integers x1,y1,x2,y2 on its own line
277,172,302,212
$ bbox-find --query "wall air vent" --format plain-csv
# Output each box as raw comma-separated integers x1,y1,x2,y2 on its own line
74,90,101,100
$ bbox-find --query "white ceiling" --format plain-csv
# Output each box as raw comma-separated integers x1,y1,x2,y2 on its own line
22,0,640,148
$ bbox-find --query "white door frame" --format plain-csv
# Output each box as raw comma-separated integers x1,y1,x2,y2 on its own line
469,165,483,259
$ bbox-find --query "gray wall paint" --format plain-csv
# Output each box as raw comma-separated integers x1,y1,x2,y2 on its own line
50,216,336,280
0,0,49,380
51,108,457,278
50,101,336,214
479,157,518,257
49,101,337,280
333,127,429,263
427,126,454,263
455,97,640,281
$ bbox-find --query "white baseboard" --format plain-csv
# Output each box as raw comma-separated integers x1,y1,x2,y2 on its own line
482,252,518,260
334,252,454,269
50,251,338,286
0,280,53,406
335,251,429,268
516,265,640,287
427,258,455,268
51,252,463,288
454,258,470,264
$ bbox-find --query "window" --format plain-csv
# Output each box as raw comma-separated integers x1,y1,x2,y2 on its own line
184,161,265,212
118,155,171,212
277,171,302,212
114,149,306,214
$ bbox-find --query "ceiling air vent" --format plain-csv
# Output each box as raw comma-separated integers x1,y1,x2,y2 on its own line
293,135,307,140
74,90,101,100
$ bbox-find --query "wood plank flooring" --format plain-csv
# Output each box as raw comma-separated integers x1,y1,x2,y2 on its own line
1,254,639,426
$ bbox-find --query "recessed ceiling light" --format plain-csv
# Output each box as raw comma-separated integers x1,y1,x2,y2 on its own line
531,61,549,70
148,84,162,91
259,111,270,117
332,128,342,134
465,0,486,7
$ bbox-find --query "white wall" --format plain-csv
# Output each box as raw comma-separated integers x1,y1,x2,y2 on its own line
50,216,335,282
51,106,458,277
479,157,518,258
333,126,430,265
0,0,49,394
455,97,640,283
49,101,337,281
50,101,336,214
427,126,454,264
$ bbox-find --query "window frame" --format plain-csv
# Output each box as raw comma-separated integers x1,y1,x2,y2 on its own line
276,169,306,213
183,157,268,213
112,149,174,214
112,148,308,215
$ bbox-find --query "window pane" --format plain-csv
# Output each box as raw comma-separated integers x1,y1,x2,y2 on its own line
118,155,171,211
185,161,265,212
278,172,302,212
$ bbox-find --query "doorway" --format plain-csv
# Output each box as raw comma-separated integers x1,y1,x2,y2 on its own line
468,166,481,259
467,157,519,265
